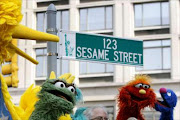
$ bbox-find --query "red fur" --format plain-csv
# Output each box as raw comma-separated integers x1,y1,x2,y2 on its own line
116,75,156,120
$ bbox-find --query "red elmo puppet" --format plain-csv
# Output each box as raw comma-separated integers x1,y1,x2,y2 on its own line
116,75,156,120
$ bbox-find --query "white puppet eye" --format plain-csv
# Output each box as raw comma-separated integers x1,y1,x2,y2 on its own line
68,86,76,94
167,92,171,97
142,84,150,89
55,82,66,88
134,83,143,88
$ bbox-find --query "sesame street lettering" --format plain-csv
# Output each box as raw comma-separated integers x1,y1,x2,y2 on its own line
60,31,143,66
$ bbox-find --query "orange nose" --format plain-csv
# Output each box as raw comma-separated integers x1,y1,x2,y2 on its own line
139,89,146,94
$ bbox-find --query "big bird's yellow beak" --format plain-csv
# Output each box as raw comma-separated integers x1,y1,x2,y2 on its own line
0,1,59,65
10,24,59,64
12,24,59,42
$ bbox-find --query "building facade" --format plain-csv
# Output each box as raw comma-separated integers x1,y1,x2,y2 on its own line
7,0,180,119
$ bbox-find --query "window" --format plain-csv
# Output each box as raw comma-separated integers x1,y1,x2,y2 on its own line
36,10,70,77
80,62,114,74
57,59,69,77
136,39,171,71
37,12,46,32
134,2,169,27
36,10,69,32
143,108,160,120
57,10,69,31
35,48,70,77
80,6,113,31
36,48,47,77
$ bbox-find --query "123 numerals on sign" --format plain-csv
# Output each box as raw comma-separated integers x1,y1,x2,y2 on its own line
103,38,117,50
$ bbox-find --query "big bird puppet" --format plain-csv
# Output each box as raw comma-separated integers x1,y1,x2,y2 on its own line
0,72,83,120
116,75,156,120
0,0,84,119
0,0,59,65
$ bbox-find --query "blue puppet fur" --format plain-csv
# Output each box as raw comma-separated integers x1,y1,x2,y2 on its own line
75,88,83,103
155,88,177,120
71,107,87,120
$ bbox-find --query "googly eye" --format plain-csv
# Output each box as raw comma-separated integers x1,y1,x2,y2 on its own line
167,92,171,97
142,84,150,89
134,83,143,88
55,82,66,88
68,86,76,94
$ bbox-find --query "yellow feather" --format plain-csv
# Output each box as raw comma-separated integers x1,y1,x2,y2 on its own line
0,74,20,120
49,71,56,79
18,85,41,119
59,73,71,80
58,73,75,84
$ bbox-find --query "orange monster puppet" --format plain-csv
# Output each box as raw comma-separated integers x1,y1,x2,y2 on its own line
116,75,156,120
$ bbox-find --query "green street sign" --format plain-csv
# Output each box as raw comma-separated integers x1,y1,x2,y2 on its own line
59,31,143,66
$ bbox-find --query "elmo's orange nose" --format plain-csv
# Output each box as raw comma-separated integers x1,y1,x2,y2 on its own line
139,89,146,94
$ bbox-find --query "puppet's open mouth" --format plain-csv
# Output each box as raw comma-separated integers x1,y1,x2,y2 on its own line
48,90,73,103
130,94,147,101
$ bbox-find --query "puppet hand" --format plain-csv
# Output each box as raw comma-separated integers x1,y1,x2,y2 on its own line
148,91,156,107
58,114,72,120
119,88,132,106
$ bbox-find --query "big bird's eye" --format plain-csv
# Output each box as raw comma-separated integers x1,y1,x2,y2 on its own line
142,84,150,89
134,83,143,88
55,82,66,88
68,86,76,94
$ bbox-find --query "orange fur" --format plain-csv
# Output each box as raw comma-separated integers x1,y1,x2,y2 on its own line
127,75,151,86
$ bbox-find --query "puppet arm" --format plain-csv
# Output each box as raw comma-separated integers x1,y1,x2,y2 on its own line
137,91,156,108
155,102,170,112
118,88,132,106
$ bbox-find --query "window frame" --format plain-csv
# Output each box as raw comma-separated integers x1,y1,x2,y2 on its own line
34,46,71,78
79,6,113,31
35,47,47,78
36,9,70,33
35,9,70,78
134,2,170,28
79,61,114,75
142,108,161,120
136,39,171,72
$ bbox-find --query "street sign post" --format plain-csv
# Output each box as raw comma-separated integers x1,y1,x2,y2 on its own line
59,31,143,66
46,4,58,76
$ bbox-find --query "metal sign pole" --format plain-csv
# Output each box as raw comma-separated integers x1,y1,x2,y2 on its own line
46,4,57,77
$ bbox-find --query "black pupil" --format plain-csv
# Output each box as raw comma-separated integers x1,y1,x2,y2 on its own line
138,84,142,88
71,88,74,92
60,83,64,87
